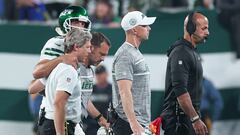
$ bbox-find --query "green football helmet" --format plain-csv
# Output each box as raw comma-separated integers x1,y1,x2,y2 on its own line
58,6,91,34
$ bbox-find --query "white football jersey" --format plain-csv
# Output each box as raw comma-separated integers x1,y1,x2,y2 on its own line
78,63,94,118
40,36,65,61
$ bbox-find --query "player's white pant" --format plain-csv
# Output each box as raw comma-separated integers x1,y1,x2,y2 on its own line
74,123,85,135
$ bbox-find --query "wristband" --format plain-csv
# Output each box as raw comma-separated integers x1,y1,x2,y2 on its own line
95,114,103,121
191,115,200,123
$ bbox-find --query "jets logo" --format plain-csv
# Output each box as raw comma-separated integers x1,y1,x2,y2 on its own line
81,79,93,90
60,9,73,16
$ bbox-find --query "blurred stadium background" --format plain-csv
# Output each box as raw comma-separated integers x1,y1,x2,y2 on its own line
0,0,240,135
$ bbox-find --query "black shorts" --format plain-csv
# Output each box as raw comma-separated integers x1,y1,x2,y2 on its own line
112,117,133,135
38,118,76,135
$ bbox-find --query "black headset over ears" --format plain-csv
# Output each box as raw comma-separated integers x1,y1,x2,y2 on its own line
186,11,198,35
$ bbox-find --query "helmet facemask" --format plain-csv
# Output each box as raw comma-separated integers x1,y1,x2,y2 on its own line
63,16,91,33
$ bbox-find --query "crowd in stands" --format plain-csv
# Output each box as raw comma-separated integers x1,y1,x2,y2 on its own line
0,0,221,24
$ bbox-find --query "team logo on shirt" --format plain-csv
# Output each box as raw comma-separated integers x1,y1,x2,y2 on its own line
81,79,93,90
178,60,183,65
66,77,71,83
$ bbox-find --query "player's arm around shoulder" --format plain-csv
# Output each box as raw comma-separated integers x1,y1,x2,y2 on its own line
33,37,63,79
33,37,78,79
33,55,78,79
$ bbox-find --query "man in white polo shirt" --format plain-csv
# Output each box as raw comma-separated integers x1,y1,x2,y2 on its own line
43,29,91,135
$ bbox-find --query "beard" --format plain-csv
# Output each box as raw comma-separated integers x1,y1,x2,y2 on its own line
198,36,208,44
193,34,208,44
89,58,101,66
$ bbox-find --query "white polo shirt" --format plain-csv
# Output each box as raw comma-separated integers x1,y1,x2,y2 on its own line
45,63,82,124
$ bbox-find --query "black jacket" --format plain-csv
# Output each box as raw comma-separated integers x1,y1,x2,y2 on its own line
161,38,203,129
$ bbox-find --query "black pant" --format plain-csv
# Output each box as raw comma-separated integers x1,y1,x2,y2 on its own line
112,117,133,135
164,116,196,135
82,116,100,135
38,118,76,135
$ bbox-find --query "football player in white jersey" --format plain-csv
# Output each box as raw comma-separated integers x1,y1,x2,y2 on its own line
33,5,92,79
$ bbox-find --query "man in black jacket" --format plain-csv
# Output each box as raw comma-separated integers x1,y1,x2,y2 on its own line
161,12,209,135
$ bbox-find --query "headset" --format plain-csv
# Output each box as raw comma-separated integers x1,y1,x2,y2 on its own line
186,11,197,36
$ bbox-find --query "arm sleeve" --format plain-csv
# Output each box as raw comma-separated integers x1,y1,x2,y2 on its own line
170,49,191,97
114,54,134,81
56,66,78,95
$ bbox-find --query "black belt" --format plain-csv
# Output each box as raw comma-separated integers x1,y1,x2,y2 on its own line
42,118,76,135
66,120,77,128
44,118,77,128
38,107,77,128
